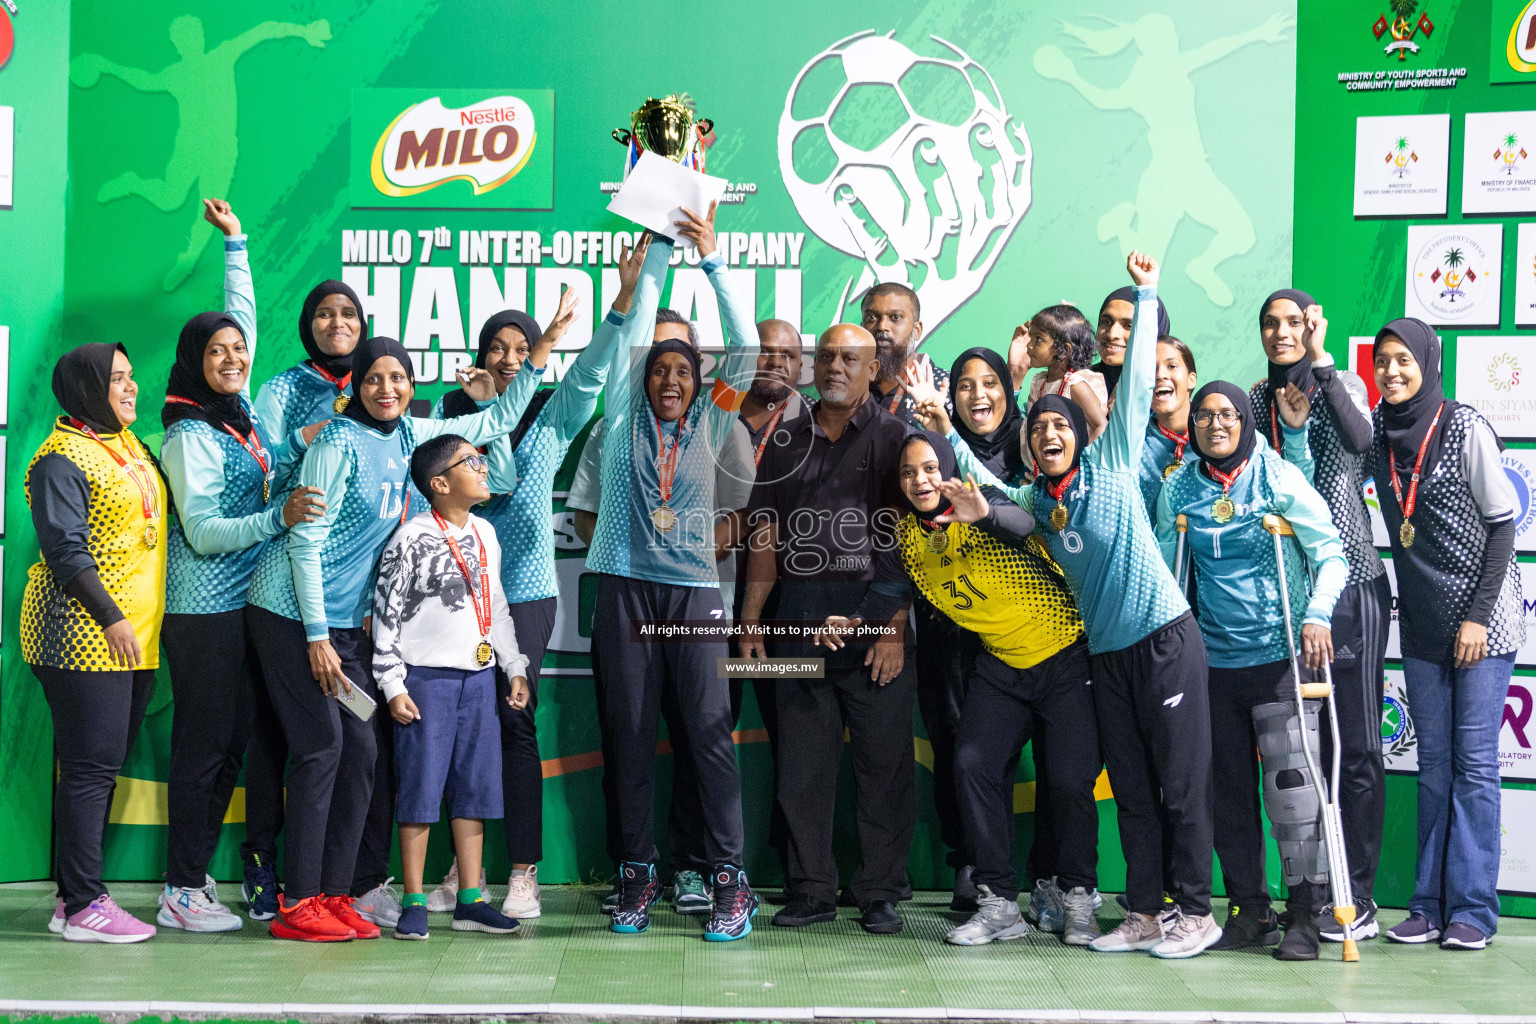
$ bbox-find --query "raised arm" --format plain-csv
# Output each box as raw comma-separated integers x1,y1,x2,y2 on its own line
1093,251,1160,474
944,428,1034,511
1183,13,1292,73
414,357,542,447
608,234,672,418
70,54,164,92
544,301,624,443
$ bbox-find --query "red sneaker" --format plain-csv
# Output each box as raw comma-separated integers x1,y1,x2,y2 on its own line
321,894,381,939
269,894,355,942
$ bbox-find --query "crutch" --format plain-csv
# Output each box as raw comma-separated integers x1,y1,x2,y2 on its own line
1263,513,1359,963
1174,514,1190,592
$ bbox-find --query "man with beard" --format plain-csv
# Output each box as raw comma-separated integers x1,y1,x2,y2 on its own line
862,284,952,427
741,323,916,935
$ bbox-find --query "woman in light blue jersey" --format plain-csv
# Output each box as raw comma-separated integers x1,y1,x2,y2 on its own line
1136,335,1199,523
1156,380,1346,962
915,252,1219,961
243,333,547,942
157,201,327,932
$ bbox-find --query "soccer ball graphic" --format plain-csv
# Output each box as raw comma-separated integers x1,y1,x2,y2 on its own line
778,31,1032,340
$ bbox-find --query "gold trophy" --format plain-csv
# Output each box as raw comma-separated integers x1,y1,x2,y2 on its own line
612,95,714,173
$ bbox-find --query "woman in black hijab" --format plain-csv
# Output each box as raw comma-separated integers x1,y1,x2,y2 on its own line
1157,379,1349,961
1370,319,1524,951
22,342,167,942
158,304,326,932
950,347,1027,485
1249,289,1389,940
251,279,369,457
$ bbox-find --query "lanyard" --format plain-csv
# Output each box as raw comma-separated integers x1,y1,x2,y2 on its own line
431,509,492,640
1389,401,1445,524
751,403,787,468
650,413,686,506
311,363,352,394
1046,467,1079,505
165,395,271,478
1207,458,1249,496
69,419,159,524
1155,421,1189,463
884,382,905,415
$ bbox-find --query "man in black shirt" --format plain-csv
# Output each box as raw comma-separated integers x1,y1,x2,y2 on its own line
740,323,915,935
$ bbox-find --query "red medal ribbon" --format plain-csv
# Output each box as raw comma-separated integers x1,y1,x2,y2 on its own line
1155,421,1189,463
310,363,352,396
68,418,160,525
166,394,271,479
884,382,905,415
1207,458,1249,497
751,403,787,468
431,509,492,642
1046,467,1080,504
650,413,686,505
1388,401,1444,523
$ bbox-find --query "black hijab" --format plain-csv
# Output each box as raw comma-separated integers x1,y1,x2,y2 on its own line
949,347,1025,482
1025,393,1089,487
1375,317,1463,478
1261,288,1319,399
300,280,368,379
441,309,553,452
1189,381,1257,477
644,339,704,420
343,336,414,436
53,342,129,434
899,429,959,524
162,312,251,434
1095,286,1172,394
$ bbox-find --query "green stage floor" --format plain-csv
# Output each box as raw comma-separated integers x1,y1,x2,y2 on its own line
1,882,1534,1022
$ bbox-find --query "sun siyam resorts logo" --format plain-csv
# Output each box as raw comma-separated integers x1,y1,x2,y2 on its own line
351,88,554,210
1491,352,1523,393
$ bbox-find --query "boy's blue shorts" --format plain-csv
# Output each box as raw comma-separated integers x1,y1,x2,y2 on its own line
393,664,503,823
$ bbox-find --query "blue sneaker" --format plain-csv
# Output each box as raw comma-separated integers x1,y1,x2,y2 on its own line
241,852,281,922
703,865,758,942
611,862,660,934
451,898,519,934
394,903,429,940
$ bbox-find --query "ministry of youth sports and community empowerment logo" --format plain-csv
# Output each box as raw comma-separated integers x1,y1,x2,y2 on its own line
778,31,1032,340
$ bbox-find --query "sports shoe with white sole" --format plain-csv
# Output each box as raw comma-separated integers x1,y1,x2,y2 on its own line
1150,908,1221,959
1385,913,1441,944
1060,886,1101,946
427,861,489,913
945,885,1030,946
63,895,156,943
1319,898,1379,942
353,878,403,929
157,882,243,932
48,899,64,935
1090,911,1164,952
502,865,541,919
1028,878,1064,933
1440,922,1489,950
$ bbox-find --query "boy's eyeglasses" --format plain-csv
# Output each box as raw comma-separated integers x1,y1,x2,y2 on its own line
446,453,489,473
1191,409,1241,427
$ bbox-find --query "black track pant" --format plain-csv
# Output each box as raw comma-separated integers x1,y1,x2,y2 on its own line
163,609,257,889
1324,574,1390,900
34,665,154,916
914,603,971,870
351,697,395,896
591,574,745,868
776,650,917,907
501,596,556,865
956,644,1098,901
1091,612,1213,915
1209,657,1324,915
240,675,287,870
247,606,378,901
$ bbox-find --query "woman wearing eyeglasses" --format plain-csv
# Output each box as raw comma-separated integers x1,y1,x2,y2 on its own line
1155,381,1347,962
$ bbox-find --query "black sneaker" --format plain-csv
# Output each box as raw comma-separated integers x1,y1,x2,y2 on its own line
860,898,903,935
1440,922,1489,950
772,894,837,927
951,865,980,913
610,862,660,934
1318,898,1378,942
703,865,758,942
1275,911,1320,961
1210,903,1280,950
241,852,281,922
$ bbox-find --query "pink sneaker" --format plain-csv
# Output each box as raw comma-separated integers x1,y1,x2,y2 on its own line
48,899,64,935
62,895,156,943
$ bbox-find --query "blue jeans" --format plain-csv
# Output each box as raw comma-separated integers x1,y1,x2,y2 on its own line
1402,652,1513,936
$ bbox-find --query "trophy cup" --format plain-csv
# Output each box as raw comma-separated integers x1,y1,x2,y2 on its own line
612,95,714,177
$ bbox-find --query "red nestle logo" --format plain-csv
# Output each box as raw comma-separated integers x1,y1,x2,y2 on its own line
461,106,518,126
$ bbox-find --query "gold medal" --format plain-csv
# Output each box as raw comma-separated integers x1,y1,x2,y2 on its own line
650,504,678,533
1212,495,1235,524
475,640,494,667
143,523,158,548
333,394,351,414
1400,518,1416,548
1163,463,1180,480
927,528,949,553
1050,502,1069,531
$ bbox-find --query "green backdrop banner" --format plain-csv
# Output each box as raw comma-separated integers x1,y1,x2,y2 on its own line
3,0,1299,890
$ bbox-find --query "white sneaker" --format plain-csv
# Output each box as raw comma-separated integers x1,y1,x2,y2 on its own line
501,865,542,919
1060,886,1102,946
945,885,1030,946
157,883,243,932
353,878,403,928
48,899,64,935
1150,908,1221,959
426,861,489,913
1090,911,1163,952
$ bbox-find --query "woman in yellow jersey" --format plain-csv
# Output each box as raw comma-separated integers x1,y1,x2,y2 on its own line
22,343,168,944
815,429,1102,948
